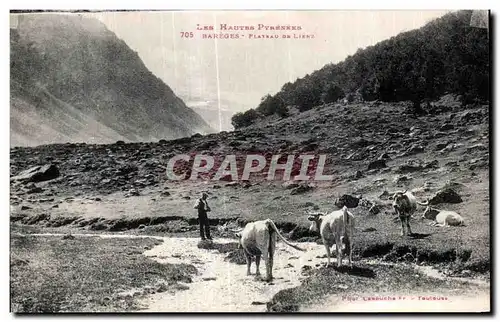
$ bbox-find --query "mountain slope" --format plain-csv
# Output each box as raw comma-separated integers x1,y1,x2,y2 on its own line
10,13,213,146
233,10,489,128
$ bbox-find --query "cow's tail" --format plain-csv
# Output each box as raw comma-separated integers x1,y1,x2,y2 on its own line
342,206,349,230
341,206,350,245
266,219,305,251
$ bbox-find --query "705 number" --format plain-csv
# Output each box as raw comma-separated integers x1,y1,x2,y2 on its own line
180,32,194,38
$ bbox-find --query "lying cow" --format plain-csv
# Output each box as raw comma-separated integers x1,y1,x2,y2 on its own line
234,219,305,282
392,190,428,236
422,206,465,227
307,206,355,267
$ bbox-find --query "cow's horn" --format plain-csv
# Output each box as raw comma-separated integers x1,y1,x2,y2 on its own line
417,199,429,206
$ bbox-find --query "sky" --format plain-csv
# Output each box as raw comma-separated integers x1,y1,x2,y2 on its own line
86,11,451,118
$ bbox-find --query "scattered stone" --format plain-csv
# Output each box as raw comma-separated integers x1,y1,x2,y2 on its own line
202,277,217,281
11,164,60,183
406,144,424,155
301,265,313,274
362,227,377,232
367,159,387,170
335,194,359,208
282,181,299,189
373,178,387,184
397,163,423,173
435,142,450,151
393,174,412,184
62,234,75,240
302,201,317,208
20,205,31,211
38,198,55,203
467,143,488,152
26,186,44,194
378,153,391,160
225,182,239,187
429,188,463,205
251,301,267,305
353,170,364,179
368,205,380,215
439,123,454,131
156,283,168,293
290,183,314,195
379,190,390,199
172,283,190,291
424,160,439,169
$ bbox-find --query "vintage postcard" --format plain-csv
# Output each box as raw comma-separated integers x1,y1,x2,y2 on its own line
9,9,490,313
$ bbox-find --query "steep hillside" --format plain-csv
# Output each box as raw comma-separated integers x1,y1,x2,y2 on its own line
10,13,213,146
233,10,489,128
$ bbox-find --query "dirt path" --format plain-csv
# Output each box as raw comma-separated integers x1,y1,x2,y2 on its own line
139,237,327,312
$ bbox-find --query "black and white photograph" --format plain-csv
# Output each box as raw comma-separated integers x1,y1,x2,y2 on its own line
7,7,491,313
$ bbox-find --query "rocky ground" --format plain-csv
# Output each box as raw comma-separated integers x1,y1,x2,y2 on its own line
10,100,490,312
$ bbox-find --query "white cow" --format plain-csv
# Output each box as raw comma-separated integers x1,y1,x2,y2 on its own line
234,219,305,282
422,206,465,227
307,206,355,267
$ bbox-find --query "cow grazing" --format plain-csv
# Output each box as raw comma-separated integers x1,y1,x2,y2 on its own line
392,190,428,236
422,206,465,227
307,206,355,267
234,219,305,282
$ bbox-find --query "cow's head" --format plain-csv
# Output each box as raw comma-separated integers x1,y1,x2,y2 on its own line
307,212,323,233
392,190,410,211
392,190,407,202
231,228,244,249
422,206,439,220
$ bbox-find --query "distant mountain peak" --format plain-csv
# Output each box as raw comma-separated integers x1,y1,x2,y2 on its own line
11,13,213,147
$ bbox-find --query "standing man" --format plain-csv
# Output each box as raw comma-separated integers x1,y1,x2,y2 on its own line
194,192,212,240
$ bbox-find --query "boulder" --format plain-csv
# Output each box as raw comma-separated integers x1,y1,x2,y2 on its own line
335,194,360,208
429,188,463,205
11,164,60,183
290,184,314,195
367,159,387,170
